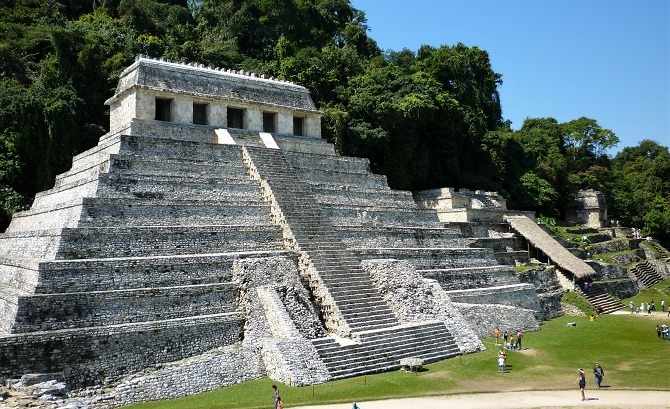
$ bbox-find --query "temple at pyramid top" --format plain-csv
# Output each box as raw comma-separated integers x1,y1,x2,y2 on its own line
105,56,322,138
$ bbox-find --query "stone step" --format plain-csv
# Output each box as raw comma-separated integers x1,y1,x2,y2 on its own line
10,198,273,230
53,159,111,188
265,168,390,189
317,332,455,361
0,229,64,260
30,251,295,294
11,282,240,333
107,154,249,179
113,134,245,163
97,174,261,201
67,137,122,175
336,226,463,249
284,150,372,173
55,225,284,259
77,198,272,227
30,177,101,211
0,310,245,386
0,283,27,333
273,134,337,156
418,265,520,291
445,283,541,311
312,322,460,379
308,183,404,198
354,247,499,270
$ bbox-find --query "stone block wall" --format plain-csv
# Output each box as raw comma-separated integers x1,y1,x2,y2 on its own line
455,303,540,338
421,265,519,291
446,284,542,313
362,259,483,353
517,266,564,319
0,314,244,387
112,346,265,408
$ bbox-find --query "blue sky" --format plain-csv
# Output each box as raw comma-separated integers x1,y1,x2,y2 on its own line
350,0,669,154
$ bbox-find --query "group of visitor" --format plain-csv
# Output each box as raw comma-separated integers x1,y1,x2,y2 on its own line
656,324,670,340
574,364,605,402
629,299,667,316
493,328,524,350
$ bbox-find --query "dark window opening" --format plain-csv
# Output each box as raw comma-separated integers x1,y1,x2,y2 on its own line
193,103,208,125
263,112,276,133
155,98,172,122
293,117,304,136
227,107,244,129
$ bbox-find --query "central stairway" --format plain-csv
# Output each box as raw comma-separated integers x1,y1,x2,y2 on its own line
244,146,461,377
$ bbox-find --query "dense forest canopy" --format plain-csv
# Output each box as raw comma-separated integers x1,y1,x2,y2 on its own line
1,0,669,245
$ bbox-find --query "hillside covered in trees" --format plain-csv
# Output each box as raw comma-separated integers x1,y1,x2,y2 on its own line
1,0,669,245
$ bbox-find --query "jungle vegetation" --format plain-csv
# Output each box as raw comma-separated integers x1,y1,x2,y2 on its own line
1,0,668,245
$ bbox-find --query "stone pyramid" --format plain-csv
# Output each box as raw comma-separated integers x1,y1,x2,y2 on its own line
0,57,541,403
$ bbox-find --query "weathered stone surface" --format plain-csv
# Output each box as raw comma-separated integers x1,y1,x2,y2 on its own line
362,259,483,353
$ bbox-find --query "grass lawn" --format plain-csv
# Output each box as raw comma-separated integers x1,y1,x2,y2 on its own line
127,295,670,408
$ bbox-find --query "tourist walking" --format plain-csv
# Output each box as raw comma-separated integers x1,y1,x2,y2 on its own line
516,331,523,350
272,384,281,409
494,328,501,346
662,299,666,312
657,325,662,339
574,369,587,401
593,364,604,388
629,301,635,314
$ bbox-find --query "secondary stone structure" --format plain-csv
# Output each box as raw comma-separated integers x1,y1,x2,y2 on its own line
0,57,542,406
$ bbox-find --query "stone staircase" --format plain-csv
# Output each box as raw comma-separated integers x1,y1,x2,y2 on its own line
630,261,664,289
311,321,460,379
243,146,466,377
244,146,400,334
579,288,623,314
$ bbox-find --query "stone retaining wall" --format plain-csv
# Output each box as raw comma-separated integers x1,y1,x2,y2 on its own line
455,302,540,337
0,314,243,387
362,259,483,353
517,266,564,319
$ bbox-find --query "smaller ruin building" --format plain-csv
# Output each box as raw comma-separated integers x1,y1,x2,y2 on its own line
565,189,608,228
413,187,535,223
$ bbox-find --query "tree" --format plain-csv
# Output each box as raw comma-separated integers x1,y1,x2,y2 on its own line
610,140,670,246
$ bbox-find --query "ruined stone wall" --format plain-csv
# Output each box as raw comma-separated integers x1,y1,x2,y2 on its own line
362,259,483,353
112,347,264,408
593,280,637,300
517,266,564,319
0,315,243,387
455,303,540,338
233,256,329,386
586,260,630,280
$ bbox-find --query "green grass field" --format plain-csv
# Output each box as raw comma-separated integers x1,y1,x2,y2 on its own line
127,284,670,409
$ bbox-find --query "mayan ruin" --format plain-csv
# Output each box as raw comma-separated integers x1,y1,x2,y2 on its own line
0,55,667,408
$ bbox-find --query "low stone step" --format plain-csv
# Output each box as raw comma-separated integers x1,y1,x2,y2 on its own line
30,251,294,294
55,225,284,259
11,282,240,333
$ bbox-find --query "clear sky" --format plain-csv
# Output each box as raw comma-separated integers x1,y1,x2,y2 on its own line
350,0,669,154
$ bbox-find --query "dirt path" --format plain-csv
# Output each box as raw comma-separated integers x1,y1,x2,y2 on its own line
290,390,670,409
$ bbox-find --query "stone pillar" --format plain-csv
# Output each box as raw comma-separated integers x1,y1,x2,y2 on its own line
173,97,192,124
210,102,227,127
245,108,263,131
277,112,293,135
305,115,321,138
136,92,154,121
